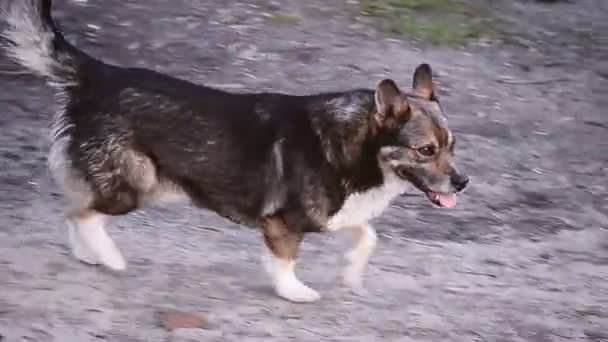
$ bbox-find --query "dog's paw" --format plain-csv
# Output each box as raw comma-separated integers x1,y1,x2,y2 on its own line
99,246,127,271
275,278,321,303
342,280,369,297
70,230,126,271
69,227,101,265
339,266,368,296
72,242,127,271
71,244,102,265
68,219,127,271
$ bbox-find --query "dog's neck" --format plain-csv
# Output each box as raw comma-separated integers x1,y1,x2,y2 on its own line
309,90,386,194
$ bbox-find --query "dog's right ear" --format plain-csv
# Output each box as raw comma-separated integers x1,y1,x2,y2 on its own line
412,63,435,100
374,79,410,127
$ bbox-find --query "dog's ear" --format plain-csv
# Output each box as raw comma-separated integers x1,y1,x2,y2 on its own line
374,79,410,127
413,63,436,100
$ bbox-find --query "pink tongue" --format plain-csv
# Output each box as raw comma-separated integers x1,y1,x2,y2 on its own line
437,193,457,208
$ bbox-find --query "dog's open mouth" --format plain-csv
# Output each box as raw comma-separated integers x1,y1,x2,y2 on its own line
426,191,457,208
394,167,458,208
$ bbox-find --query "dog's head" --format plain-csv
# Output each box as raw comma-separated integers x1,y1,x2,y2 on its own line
373,64,468,208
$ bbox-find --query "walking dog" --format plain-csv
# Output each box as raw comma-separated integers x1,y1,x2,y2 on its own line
1,0,468,302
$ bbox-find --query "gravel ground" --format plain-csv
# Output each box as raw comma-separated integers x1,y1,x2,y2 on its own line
0,0,606,341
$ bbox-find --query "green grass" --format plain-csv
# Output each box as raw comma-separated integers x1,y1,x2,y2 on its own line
268,12,299,25
361,0,492,45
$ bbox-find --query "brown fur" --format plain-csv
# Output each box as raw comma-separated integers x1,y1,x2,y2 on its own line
261,215,303,261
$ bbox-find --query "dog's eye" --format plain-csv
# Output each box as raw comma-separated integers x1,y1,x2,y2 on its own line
417,145,436,157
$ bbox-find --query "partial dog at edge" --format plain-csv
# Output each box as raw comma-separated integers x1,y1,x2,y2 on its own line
1,0,469,302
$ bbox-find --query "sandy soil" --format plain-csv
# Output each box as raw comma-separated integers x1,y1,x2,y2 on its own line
0,0,606,341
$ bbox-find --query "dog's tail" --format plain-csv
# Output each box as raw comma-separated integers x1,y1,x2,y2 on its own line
1,0,91,87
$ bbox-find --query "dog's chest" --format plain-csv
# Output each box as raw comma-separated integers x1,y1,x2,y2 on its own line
327,177,409,230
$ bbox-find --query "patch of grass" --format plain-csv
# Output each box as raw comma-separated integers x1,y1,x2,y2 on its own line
361,0,492,45
389,12,484,45
268,12,299,25
361,0,390,16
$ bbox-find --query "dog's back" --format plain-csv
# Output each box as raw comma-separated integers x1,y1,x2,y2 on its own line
2,1,283,220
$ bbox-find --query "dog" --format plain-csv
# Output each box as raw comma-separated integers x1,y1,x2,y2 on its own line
1,0,469,302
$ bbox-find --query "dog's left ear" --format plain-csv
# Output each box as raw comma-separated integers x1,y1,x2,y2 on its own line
413,63,436,100
374,79,410,127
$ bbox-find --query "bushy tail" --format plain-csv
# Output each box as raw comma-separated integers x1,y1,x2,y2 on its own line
1,0,87,87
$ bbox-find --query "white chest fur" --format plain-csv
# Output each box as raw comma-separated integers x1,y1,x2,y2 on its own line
327,175,411,230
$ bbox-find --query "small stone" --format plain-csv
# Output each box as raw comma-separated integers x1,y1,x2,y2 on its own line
539,253,552,260
160,310,209,331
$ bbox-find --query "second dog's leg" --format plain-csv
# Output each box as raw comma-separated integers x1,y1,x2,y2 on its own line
261,216,320,303
67,209,126,271
337,223,377,292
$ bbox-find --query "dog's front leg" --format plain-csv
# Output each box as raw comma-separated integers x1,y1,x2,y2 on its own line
338,223,377,294
260,215,320,303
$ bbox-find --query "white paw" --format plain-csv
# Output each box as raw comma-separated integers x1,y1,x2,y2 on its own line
261,247,320,303
69,224,101,265
275,277,321,303
70,234,126,270
340,266,366,292
68,219,127,271
340,254,371,296
97,243,127,271
71,242,102,265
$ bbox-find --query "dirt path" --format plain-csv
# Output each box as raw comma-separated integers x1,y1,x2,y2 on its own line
0,0,606,341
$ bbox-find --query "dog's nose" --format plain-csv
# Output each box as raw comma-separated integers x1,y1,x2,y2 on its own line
451,173,469,192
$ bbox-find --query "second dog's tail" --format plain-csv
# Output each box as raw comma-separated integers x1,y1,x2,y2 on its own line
1,0,90,87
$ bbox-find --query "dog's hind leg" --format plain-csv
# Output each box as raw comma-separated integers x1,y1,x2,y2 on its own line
335,223,377,294
49,138,124,269
49,137,148,271
66,156,147,271
67,209,126,271
261,215,320,303
65,183,139,271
